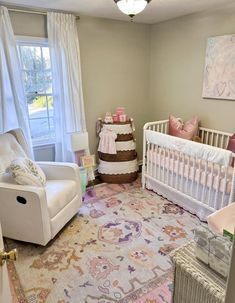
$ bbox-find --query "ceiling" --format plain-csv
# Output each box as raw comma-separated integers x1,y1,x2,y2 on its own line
1,0,234,24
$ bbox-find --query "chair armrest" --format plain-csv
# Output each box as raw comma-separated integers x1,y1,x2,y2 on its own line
0,182,45,197
0,182,51,245
37,161,80,182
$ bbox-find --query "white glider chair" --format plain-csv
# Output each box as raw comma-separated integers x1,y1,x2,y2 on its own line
0,129,82,245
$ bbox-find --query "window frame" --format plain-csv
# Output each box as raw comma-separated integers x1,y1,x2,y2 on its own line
16,36,55,148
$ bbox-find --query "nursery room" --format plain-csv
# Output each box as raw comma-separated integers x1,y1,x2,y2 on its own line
0,0,235,302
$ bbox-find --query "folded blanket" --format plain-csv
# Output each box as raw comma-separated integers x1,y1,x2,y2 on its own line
98,129,117,154
145,130,232,167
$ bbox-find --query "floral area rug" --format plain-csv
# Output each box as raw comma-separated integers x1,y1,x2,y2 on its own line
6,179,201,303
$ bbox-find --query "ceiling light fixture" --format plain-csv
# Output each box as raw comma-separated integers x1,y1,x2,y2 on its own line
114,0,151,20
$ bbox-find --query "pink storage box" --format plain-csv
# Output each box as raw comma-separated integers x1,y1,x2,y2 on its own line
112,114,118,122
116,107,125,116
119,114,127,122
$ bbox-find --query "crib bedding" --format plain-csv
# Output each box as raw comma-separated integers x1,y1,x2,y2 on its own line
145,178,229,220
147,149,233,195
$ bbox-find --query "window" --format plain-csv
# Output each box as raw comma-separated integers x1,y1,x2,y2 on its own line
17,37,55,146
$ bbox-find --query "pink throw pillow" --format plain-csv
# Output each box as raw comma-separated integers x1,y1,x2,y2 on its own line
169,115,199,140
227,134,235,166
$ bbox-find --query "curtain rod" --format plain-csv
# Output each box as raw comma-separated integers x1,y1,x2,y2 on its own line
7,7,80,19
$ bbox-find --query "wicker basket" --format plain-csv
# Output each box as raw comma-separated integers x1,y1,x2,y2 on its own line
116,133,133,141
99,171,138,184
102,121,131,125
98,151,137,162
98,119,137,184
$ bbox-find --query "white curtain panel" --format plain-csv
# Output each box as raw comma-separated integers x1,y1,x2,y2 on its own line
47,12,87,162
0,6,33,158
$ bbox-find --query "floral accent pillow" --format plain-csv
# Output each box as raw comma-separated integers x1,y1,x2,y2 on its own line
169,115,199,140
8,158,46,187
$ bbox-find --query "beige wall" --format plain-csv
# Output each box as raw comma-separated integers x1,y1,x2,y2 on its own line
9,3,235,162
150,4,235,133
10,11,47,37
78,17,150,158
10,12,150,159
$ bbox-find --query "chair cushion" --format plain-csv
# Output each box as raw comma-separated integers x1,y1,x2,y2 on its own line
45,180,78,218
0,133,27,175
7,158,46,187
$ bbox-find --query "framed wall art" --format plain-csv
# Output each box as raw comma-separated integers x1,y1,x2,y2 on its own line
202,34,235,100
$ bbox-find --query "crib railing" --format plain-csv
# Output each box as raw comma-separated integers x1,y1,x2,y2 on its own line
143,119,233,148
144,119,169,134
142,119,235,218
199,127,232,149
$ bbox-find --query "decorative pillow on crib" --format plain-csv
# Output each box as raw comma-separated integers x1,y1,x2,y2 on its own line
227,134,235,166
169,115,199,140
7,158,46,187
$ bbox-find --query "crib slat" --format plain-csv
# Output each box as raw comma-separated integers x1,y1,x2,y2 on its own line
208,162,214,207
221,135,225,148
150,143,154,177
201,130,205,143
146,141,150,176
167,149,171,185
190,157,196,197
185,155,190,195
171,150,175,188
162,148,166,183
180,154,185,192
215,134,219,147
164,123,168,134
176,152,180,190
158,147,161,181
202,160,208,204
210,133,214,146
222,166,228,208
214,166,221,210
153,146,156,179
196,159,202,200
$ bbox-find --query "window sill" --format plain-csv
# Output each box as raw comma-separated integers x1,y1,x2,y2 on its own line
33,143,55,150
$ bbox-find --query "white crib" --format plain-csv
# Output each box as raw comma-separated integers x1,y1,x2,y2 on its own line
142,119,235,221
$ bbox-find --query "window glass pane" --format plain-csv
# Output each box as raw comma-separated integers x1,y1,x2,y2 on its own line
47,96,54,114
23,71,46,95
28,96,48,118
18,42,55,146
29,118,50,145
49,117,55,136
44,71,53,93
20,46,43,71
42,47,51,69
